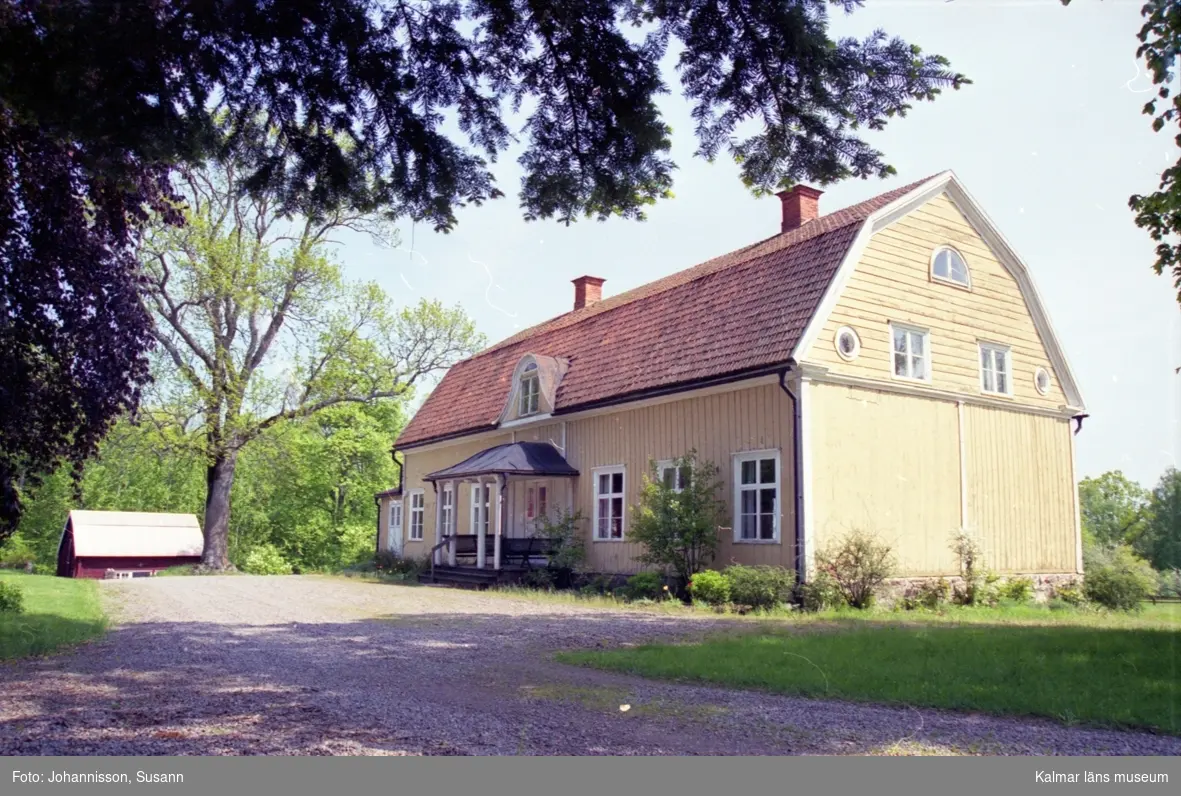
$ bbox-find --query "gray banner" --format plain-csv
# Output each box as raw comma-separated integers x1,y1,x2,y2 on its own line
3,756,1178,796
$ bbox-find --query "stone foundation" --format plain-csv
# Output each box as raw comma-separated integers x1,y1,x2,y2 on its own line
878,573,1082,606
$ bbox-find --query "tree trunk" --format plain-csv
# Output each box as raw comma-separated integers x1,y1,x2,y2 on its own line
202,449,239,569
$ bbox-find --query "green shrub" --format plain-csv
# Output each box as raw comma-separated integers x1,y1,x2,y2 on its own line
814,529,896,609
953,570,1001,607
725,564,794,610
0,581,24,614
578,574,616,596
0,535,37,570
521,568,555,590
799,567,844,612
534,510,588,574
374,552,426,578
629,451,727,588
1051,581,1086,606
1083,545,1157,611
900,578,950,611
623,571,665,601
241,544,294,575
997,576,1035,603
1158,568,1181,599
687,570,731,606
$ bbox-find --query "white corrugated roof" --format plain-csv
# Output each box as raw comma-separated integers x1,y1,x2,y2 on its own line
65,510,204,558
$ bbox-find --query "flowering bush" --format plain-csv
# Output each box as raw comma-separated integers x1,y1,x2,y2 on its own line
815,529,896,609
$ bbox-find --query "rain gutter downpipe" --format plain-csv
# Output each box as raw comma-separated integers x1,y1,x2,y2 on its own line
376,447,406,558
777,365,807,591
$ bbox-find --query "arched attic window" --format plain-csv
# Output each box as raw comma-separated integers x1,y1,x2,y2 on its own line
519,362,540,416
931,247,971,288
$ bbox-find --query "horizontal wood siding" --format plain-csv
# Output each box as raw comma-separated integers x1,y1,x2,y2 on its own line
565,383,796,575
806,193,1068,409
963,406,1077,573
809,383,962,576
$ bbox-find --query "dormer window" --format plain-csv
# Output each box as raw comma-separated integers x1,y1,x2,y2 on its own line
519,363,540,416
931,247,970,288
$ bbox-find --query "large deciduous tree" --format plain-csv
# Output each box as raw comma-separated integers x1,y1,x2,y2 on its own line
1078,470,1152,550
1140,467,1181,571
1,1,969,540
138,160,482,568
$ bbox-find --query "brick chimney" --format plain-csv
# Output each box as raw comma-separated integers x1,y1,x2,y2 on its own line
776,185,824,233
572,275,605,311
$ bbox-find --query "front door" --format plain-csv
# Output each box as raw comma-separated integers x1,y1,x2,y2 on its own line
387,500,403,557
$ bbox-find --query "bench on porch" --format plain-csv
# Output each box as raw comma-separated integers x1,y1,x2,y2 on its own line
442,534,560,569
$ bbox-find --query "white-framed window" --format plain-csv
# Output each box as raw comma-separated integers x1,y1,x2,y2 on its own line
519,363,540,416
931,246,971,288
655,460,691,493
441,484,454,536
593,466,626,540
526,483,549,522
979,343,1012,395
733,450,780,542
834,326,861,361
891,323,930,381
470,482,491,535
388,500,403,548
1034,367,1052,396
408,490,425,540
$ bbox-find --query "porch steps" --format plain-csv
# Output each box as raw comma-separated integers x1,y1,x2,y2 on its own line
418,565,522,590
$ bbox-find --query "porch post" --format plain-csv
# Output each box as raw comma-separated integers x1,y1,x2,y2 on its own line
448,479,457,567
432,481,442,567
494,475,505,571
477,477,487,569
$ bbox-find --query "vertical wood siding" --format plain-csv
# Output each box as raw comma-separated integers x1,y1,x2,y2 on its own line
963,406,1077,573
810,383,962,575
564,383,796,575
392,433,513,557
810,382,1078,576
806,193,1068,410
393,382,796,574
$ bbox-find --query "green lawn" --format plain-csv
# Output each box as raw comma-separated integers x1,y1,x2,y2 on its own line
0,572,107,660
558,606,1181,734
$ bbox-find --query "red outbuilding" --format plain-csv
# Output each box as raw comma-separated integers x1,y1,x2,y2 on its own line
56,510,203,579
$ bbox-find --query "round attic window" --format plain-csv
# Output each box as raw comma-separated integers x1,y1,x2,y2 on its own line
1034,367,1052,395
835,326,861,361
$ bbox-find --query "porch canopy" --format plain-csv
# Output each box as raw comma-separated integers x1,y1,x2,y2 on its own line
422,442,577,571
423,441,578,482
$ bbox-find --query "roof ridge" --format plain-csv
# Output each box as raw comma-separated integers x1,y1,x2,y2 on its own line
462,174,940,364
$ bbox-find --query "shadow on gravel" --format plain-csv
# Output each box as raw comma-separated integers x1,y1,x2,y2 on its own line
1,609,1178,757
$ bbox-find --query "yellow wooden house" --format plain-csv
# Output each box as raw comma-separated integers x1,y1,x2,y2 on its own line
376,171,1087,590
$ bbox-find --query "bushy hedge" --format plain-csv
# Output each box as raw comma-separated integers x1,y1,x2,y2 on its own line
1083,545,1157,611
623,571,666,601
726,565,795,610
687,570,730,606
997,576,1034,603
241,544,294,575
815,529,896,609
0,581,24,614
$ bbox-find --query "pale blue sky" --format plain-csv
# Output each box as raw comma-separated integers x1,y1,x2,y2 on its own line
337,0,1179,490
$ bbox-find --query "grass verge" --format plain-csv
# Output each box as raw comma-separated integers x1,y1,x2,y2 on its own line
558,614,1181,734
0,572,108,660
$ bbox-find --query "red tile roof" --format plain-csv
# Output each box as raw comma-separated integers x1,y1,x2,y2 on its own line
396,175,938,448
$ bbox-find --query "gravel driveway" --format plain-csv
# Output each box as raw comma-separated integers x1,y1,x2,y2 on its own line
1,575,1177,756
